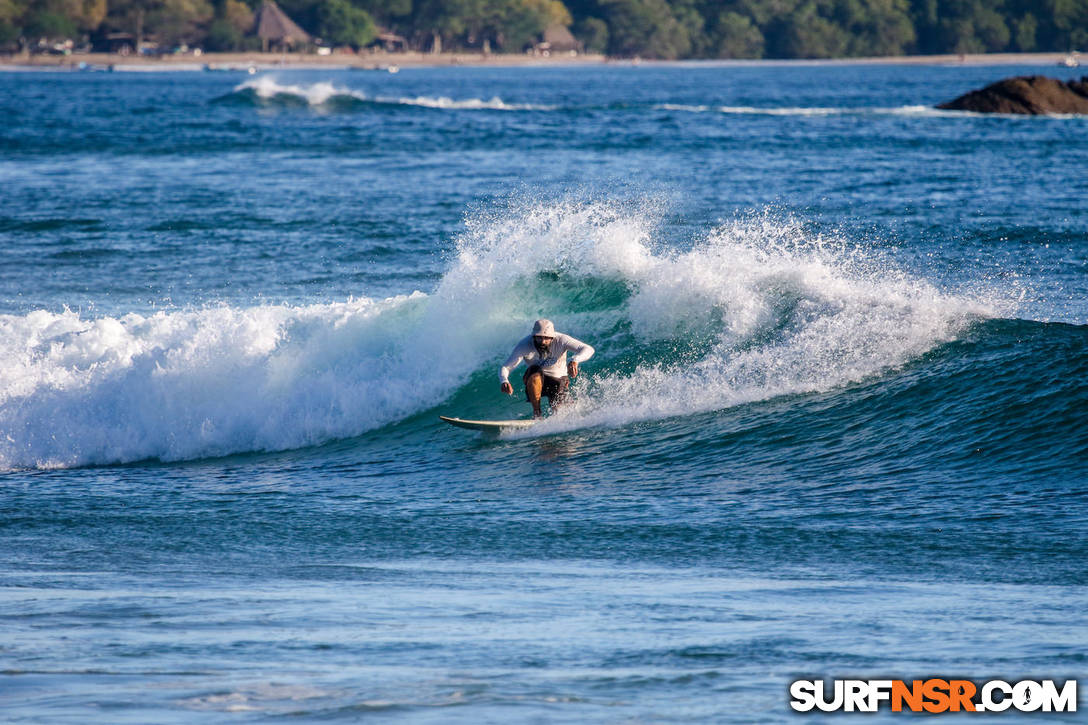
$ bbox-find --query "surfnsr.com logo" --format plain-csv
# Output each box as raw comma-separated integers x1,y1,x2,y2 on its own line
789,679,1077,713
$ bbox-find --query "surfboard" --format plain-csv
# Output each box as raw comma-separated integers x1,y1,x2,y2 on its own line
439,415,536,433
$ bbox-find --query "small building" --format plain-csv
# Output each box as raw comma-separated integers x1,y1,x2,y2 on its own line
536,24,580,55
373,31,407,52
103,32,135,54
253,0,311,52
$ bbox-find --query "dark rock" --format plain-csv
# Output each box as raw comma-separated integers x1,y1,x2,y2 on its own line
937,75,1088,115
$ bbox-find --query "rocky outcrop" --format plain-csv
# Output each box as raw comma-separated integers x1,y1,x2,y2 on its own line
937,75,1088,115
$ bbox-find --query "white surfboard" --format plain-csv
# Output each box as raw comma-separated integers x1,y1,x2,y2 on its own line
439,415,536,433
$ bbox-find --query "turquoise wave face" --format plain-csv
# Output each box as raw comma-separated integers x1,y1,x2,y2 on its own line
0,201,997,469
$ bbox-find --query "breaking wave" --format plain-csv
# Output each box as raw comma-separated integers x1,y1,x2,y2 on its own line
219,77,554,111
0,199,999,469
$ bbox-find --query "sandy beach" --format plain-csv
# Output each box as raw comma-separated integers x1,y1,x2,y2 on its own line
0,49,605,71
0,49,1081,71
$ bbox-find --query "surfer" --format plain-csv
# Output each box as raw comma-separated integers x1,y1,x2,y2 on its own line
499,319,594,418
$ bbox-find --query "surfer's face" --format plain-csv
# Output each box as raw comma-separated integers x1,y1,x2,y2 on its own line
533,335,553,356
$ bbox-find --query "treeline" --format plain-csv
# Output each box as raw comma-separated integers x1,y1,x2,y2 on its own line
2,0,1086,57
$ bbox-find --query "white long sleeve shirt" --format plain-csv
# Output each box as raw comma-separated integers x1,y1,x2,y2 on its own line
499,333,594,383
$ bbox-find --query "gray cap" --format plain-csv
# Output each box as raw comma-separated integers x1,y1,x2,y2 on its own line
532,319,555,337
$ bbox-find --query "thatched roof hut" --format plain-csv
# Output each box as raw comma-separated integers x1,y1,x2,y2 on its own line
541,25,580,53
253,0,311,52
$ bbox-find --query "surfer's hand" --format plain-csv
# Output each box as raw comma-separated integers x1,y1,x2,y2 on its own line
500,382,513,395
567,360,578,378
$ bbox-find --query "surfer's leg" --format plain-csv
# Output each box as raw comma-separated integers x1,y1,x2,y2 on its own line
544,375,570,412
523,366,544,418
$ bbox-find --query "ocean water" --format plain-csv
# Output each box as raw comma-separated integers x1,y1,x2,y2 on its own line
1,63,1086,722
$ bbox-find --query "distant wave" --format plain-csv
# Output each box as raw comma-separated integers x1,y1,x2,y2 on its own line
394,94,552,110
217,83,1083,117
218,77,554,111
654,103,1084,118
0,198,1014,470
655,103,712,113
655,103,967,117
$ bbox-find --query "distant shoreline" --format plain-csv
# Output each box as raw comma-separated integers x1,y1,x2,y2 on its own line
0,50,605,71
0,50,1080,71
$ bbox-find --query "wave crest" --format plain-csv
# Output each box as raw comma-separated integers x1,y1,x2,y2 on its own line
0,199,991,468
220,77,553,111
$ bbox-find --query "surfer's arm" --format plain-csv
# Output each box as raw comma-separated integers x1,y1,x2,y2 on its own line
561,335,594,378
499,339,533,383
564,336,595,364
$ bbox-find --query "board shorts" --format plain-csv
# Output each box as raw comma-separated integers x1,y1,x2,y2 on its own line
524,365,569,403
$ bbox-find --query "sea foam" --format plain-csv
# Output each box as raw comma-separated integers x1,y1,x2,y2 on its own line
0,200,989,468
655,104,972,118
483,204,992,437
232,77,553,111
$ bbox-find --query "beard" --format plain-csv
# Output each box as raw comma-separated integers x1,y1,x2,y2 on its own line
534,339,550,357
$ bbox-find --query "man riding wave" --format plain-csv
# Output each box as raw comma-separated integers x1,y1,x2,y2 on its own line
499,319,594,418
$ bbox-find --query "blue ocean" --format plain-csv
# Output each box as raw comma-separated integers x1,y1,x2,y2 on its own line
1,63,1086,722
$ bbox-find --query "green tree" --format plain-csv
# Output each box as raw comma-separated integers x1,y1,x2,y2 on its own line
411,0,480,51
843,0,915,56
1012,12,1036,50
145,0,213,46
317,0,376,47
203,18,239,48
600,0,690,58
1049,0,1088,48
201,0,252,50
909,0,940,52
495,0,560,50
773,1,850,57
78,0,105,29
0,0,26,45
920,0,1012,54
356,0,410,26
39,0,1084,58
709,10,764,58
408,0,569,52
973,6,1010,50
725,0,801,28
573,15,607,52
940,16,983,53
223,0,252,31
0,0,22,26
23,9,76,38
669,0,705,53
20,0,104,38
